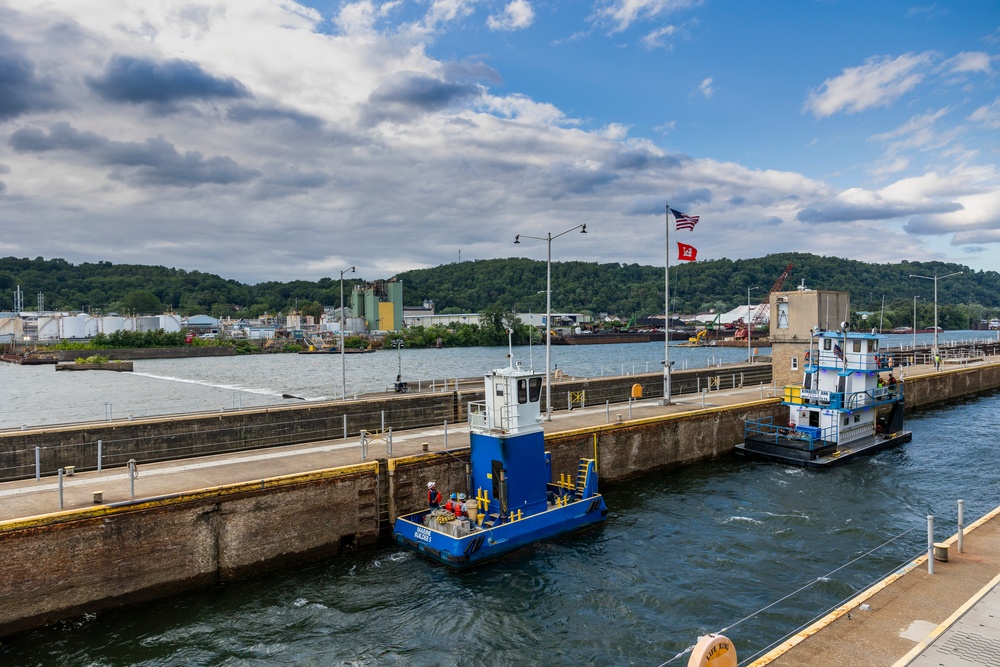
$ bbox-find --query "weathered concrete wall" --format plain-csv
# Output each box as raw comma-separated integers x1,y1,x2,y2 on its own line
0,463,378,637
546,401,785,483
904,362,1000,410
41,346,237,361
0,393,456,481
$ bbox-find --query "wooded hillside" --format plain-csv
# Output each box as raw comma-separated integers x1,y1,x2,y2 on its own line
2,253,998,331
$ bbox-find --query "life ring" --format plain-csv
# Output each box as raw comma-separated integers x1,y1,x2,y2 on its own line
804,351,810,360
788,420,796,428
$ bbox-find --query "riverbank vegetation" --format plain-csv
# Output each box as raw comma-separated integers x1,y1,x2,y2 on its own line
2,254,998,330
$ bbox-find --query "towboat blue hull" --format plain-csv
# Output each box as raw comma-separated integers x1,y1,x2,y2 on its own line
393,492,607,568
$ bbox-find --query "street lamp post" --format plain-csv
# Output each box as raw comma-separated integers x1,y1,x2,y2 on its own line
747,286,760,363
340,265,355,399
392,338,404,387
909,271,962,362
514,224,587,421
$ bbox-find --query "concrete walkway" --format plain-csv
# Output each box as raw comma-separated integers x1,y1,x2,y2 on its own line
0,367,782,521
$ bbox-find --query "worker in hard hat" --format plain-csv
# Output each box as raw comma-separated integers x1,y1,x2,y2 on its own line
427,482,441,509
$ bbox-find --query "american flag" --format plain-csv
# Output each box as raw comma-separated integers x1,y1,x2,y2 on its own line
671,208,700,231
833,343,843,360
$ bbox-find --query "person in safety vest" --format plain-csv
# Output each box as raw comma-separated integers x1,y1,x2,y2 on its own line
427,482,441,509
444,493,459,513
454,493,467,518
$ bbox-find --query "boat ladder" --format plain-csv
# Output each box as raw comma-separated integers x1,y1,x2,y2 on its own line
575,458,596,499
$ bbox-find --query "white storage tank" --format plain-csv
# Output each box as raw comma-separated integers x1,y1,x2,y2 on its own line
59,314,89,339
157,314,182,332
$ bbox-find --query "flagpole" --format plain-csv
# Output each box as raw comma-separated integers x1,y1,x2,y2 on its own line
662,203,672,405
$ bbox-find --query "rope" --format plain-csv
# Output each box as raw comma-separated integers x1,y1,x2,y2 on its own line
657,521,923,667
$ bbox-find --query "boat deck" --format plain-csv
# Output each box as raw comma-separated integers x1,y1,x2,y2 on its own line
738,431,913,467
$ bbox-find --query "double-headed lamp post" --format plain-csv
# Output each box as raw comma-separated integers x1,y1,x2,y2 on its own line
514,224,588,421
909,271,962,360
340,265,355,399
747,286,760,363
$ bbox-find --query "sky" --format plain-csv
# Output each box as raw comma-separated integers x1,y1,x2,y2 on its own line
1,0,999,285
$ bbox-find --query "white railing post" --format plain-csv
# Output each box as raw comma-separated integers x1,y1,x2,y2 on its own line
927,515,935,575
958,500,965,554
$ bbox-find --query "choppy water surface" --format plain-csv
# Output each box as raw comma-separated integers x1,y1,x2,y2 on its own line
2,387,999,666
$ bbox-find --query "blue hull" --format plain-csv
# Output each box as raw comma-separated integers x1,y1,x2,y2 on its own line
393,495,608,568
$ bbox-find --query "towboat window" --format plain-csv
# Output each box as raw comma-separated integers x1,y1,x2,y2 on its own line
528,377,542,402
868,340,877,352
843,416,850,426
852,340,862,353
854,414,861,423
823,339,832,350
517,379,528,404
803,372,813,390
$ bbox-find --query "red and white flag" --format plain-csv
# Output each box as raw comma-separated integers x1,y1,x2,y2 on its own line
677,242,698,262
670,208,700,231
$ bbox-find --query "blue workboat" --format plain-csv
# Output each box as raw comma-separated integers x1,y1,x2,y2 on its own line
738,328,912,467
392,361,608,567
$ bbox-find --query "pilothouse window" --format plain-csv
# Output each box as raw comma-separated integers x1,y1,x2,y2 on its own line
528,377,542,402
517,379,528,404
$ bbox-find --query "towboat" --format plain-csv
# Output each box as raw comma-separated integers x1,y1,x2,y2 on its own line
738,328,912,467
392,361,608,567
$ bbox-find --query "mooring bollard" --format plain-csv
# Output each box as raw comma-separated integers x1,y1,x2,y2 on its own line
128,459,138,499
35,446,40,480
606,400,610,423
343,415,347,439
958,499,965,553
444,420,448,449
97,439,103,472
58,468,64,510
927,515,935,575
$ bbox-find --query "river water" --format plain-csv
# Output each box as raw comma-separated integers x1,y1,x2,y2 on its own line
2,332,999,666
4,331,993,431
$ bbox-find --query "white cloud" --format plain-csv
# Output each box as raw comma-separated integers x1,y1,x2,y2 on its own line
640,24,677,49
804,53,934,118
969,98,1000,129
697,77,713,98
590,0,698,34
487,0,535,31
943,51,993,74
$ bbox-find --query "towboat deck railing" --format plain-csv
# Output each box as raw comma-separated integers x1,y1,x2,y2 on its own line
784,384,904,410
744,417,835,452
467,400,521,434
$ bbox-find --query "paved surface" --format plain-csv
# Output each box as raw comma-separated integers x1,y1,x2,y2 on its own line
4,356,1000,667
0,364,784,521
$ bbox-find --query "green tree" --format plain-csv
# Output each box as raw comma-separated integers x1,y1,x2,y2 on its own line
120,289,163,315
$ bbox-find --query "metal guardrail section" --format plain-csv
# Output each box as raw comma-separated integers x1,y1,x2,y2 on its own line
468,401,488,432
744,417,835,452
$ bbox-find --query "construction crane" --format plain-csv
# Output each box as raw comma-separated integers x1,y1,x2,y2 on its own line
735,263,793,340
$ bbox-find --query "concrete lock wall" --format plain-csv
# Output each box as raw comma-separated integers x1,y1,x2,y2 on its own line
0,393,457,482
0,364,768,482
0,463,379,637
